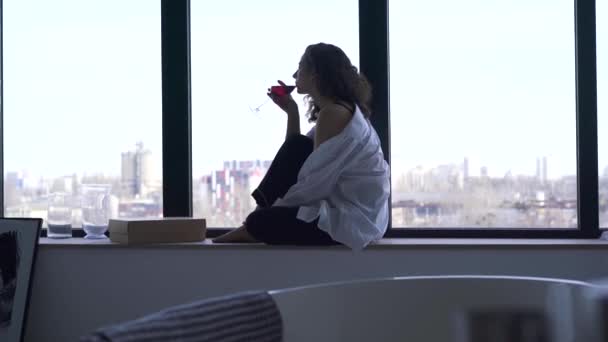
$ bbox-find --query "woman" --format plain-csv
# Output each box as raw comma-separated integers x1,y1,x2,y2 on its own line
213,43,390,250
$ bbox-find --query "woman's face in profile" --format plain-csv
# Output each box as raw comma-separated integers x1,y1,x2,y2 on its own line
293,57,315,95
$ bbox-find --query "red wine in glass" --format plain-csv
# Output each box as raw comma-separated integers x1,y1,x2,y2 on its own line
250,84,297,114
270,85,296,97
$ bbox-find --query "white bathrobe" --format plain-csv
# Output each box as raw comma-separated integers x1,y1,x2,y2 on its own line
273,105,390,250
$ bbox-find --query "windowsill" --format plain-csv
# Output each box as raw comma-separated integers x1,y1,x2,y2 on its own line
38,237,608,249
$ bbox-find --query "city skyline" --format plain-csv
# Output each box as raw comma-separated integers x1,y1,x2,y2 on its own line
3,145,586,228
4,144,597,183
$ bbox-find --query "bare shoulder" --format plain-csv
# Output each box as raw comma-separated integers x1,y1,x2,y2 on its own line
314,104,354,148
317,103,353,128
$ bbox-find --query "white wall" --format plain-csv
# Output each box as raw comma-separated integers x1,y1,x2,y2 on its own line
25,242,608,342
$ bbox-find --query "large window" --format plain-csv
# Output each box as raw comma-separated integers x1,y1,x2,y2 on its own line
1,0,602,238
389,0,578,229
190,0,358,227
3,0,163,227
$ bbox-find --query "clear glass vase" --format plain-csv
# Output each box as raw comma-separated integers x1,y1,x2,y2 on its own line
47,192,73,238
81,184,112,239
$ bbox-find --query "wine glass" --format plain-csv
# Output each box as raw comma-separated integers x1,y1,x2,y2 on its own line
248,84,296,115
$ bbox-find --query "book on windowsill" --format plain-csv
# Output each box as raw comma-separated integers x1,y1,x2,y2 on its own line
109,217,206,245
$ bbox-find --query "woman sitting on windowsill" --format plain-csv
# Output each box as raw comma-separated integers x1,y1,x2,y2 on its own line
213,43,390,251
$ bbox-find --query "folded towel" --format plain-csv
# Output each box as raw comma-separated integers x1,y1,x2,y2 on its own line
81,291,282,342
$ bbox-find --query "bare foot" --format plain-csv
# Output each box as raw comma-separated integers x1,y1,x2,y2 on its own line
212,225,259,243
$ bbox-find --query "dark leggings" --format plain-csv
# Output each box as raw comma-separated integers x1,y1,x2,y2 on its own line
246,135,338,245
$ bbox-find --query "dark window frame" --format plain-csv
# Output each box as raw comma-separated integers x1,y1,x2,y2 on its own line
1,0,601,239
161,0,193,218
0,0,4,216
380,0,599,238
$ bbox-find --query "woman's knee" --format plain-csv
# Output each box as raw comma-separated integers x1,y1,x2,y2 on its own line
283,134,313,152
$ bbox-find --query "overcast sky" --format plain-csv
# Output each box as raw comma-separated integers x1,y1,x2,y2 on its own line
3,0,606,181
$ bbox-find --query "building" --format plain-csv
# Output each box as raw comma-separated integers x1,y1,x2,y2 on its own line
192,159,273,225
121,142,161,198
536,156,549,184
542,156,548,184
4,172,24,207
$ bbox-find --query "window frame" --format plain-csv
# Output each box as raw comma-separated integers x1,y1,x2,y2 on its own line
0,0,601,239
161,0,193,218
362,0,600,239
0,0,4,217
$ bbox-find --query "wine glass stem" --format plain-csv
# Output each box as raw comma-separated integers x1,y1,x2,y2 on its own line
257,98,270,111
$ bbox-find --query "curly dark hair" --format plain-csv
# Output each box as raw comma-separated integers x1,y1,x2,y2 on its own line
302,43,372,122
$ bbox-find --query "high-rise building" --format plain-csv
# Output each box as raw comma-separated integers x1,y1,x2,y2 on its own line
536,157,541,180
463,157,469,180
542,156,548,184
121,142,160,198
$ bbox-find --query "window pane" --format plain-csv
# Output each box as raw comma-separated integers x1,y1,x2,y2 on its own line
3,0,163,228
390,0,577,228
191,1,358,227
599,0,608,227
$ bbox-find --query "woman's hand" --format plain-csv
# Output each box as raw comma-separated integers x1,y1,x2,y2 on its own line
268,80,299,116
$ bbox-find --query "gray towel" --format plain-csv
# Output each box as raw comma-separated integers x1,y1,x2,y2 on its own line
81,291,282,342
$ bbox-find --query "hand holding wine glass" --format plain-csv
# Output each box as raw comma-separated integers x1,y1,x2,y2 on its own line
267,80,298,116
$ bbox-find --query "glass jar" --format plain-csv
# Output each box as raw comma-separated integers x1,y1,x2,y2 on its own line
47,192,72,238
81,184,112,239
